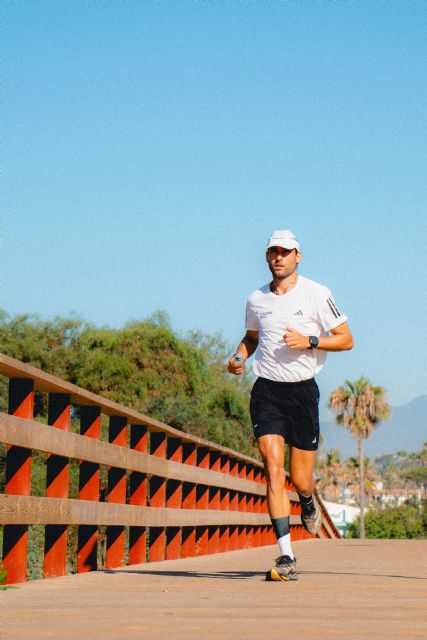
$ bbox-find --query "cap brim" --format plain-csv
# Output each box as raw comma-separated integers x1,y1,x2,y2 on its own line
266,241,300,251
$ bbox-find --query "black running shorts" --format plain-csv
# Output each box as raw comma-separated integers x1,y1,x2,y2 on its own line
250,377,320,451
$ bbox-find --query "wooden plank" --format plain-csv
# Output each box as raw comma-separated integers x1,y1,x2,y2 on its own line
319,514,336,539
0,413,278,498
0,354,261,466
315,492,340,538
0,494,304,528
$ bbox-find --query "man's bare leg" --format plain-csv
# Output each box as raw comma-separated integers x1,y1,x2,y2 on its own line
289,446,322,534
258,434,290,517
289,446,316,495
257,435,297,571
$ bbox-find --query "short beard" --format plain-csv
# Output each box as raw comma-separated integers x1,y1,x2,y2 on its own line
268,264,290,280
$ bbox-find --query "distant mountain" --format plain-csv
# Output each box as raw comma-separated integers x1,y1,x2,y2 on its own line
320,395,427,459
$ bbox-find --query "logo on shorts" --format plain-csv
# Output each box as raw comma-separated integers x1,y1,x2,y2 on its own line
312,436,317,443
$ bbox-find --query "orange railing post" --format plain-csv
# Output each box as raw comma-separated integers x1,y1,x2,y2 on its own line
166,437,182,560
246,464,255,549
129,424,148,564
195,446,210,556
237,462,247,549
219,454,230,552
106,416,127,569
149,432,167,561
2,378,34,584
44,393,71,578
77,405,101,573
181,442,197,558
229,458,239,551
208,451,221,555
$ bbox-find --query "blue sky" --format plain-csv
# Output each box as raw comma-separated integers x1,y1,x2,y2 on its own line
2,1,427,419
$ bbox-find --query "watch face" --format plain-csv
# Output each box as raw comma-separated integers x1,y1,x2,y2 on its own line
310,336,319,349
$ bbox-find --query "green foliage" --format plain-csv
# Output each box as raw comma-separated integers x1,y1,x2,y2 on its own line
348,500,427,539
0,565,18,590
403,467,427,485
27,526,44,580
374,445,427,490
0,309,257,457
329,376,391,439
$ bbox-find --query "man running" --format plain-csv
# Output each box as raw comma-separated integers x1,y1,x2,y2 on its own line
228,230,353,581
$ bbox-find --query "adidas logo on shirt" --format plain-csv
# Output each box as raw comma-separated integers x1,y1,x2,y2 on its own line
294,309,303,316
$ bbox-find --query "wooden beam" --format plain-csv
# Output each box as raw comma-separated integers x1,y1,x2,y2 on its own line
315,492,340,538
0,494,304,528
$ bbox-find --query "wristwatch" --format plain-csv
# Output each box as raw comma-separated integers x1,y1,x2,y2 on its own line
308,336,319,350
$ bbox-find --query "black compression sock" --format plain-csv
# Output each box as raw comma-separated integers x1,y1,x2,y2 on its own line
297,492,315,514
271,516,290,540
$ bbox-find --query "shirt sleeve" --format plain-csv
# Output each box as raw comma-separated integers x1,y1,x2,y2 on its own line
245,298,260,331
316,287,348,332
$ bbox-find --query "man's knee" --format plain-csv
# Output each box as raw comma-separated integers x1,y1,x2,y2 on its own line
292,476,314,496
264,460,286,488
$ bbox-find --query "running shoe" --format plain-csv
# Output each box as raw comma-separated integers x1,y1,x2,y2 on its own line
300,495,322,534
265,555,298,581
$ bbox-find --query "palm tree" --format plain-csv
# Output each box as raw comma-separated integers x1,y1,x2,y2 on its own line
317,449,352,502
329,377,391,537
345,456,381,504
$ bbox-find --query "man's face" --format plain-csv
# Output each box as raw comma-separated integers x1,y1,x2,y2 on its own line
266,246,301,279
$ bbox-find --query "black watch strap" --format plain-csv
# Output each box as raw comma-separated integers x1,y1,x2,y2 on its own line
308,336,319,350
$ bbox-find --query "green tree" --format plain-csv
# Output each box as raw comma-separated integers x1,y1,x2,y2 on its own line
374,443,427,492
348,501,426,539
317,449,351,502
329,377,391,538
402,467,427,497
0,310,258,457
345,455,381,501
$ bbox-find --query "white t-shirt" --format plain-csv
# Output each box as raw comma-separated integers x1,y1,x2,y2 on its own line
245,275,348,382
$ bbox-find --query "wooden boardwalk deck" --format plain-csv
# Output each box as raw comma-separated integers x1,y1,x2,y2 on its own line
2,539,426,639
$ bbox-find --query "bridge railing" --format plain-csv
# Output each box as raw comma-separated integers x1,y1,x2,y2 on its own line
0,353,339,584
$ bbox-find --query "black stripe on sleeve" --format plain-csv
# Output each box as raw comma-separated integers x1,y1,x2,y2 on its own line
329,298,342,317
327,298,339,318
327,298,342,317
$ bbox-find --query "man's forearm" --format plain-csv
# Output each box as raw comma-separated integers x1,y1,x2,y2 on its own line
317,332,354,351
236,335,258,359
285,324,354,352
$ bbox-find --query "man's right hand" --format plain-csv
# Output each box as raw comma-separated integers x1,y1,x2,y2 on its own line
227,354,245,375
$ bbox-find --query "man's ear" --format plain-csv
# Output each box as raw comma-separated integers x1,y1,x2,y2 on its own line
296,251,302,264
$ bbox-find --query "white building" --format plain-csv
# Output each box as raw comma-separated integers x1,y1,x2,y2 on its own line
323,500,360,537
371,485,422,506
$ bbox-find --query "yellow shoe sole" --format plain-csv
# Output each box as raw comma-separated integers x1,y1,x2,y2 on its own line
266,568,298,581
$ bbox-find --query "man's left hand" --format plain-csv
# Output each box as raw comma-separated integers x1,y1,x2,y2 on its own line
284,327,309,350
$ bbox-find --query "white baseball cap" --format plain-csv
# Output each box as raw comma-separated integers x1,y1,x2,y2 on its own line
266,230,300,252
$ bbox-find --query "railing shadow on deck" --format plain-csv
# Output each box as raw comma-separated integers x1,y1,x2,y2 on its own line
0,353,339,585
